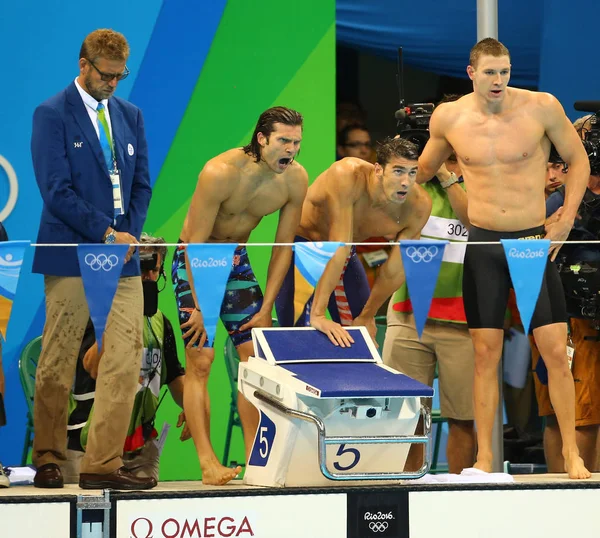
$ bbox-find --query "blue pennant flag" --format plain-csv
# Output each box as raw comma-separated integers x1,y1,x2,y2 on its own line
186,243,238,347
294,241,344,286
501,239,550,335
400,240,448,338
0,240,30,340
77,244,128,352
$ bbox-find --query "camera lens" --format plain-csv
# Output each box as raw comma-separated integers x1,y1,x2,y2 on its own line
366,408,377,418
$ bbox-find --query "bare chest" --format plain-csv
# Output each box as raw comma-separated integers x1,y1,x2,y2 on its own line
449,114,546,167
353,199,404,240
220,181,289,219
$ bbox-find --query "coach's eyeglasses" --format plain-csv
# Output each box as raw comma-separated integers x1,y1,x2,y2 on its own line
86,59,130,82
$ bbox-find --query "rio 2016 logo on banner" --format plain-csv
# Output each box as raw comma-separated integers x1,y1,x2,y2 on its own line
191,257,229,268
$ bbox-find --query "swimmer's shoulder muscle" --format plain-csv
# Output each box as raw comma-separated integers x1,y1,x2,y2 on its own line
284,161,309,203
327,157,369,200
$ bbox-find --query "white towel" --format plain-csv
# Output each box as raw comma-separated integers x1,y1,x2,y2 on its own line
413,468,515,484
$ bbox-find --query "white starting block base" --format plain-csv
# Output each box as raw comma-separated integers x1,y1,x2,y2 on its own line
239,327,435,488
2,476,600,538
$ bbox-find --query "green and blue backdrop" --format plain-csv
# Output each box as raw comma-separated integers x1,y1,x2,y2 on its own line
0,0,335,479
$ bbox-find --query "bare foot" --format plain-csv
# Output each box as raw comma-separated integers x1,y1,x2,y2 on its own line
473,458,492,473
564,453,591,479
201,463,242,485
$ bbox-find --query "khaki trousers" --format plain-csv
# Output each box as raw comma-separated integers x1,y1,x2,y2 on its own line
383,311,475,420
33,276,143,474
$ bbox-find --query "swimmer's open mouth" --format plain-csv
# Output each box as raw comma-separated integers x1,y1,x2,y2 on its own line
279,158,292,166
491,89,502,95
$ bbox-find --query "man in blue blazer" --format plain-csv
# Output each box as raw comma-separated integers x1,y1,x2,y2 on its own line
30,29,154,490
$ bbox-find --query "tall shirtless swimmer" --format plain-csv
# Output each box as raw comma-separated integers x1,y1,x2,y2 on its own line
275,137,431,347
417,38,591,479
174,107,308,484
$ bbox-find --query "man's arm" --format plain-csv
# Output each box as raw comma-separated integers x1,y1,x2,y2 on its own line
545,190,565,221
435,164,470,226
309,164,357,346
444,182,469,226
180,162,234,347
417,105,455,184
542,94,590,259
185,164,233,244
354,191,432,338
119,108,153,240
240,166,308,331
31,105,112,241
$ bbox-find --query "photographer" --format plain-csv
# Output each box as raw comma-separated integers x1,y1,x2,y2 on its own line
383,95,475,474
531,114,600,472
63,234,188,483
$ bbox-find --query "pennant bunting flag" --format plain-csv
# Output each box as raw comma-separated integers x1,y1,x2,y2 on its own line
294,241,344,286
400,240,448,338
501,239,550,335
293,241,343,324
186,243,238,347
0,240,30,340
77,244,128,352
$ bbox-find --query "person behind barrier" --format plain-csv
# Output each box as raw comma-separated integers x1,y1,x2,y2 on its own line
174,106,308,485
337,124,388,288
30,29,154,490
545,161,567,198
530,115,600,472
63,234,187,483
337,124,374,163
275,137,431,347
417,37,591,478
383,95,475,474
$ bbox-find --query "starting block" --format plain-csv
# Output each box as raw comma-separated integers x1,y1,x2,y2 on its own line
238,327,434,487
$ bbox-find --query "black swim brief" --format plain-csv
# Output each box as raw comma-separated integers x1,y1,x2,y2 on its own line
462,225,567,331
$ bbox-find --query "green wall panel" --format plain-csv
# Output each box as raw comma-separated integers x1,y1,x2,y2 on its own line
143,0,335,481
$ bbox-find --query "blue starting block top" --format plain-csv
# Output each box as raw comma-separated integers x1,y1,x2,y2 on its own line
253,327,376,364
286,362,433,398
251,327,434,398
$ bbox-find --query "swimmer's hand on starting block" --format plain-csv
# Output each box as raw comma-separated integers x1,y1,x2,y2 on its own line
310,314,354,347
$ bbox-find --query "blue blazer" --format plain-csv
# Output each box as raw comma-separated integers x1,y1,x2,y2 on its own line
31,82,152,277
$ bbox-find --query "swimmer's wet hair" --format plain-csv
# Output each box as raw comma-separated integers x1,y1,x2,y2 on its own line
376,137,419,168
469,37,510,68
243,106,303,163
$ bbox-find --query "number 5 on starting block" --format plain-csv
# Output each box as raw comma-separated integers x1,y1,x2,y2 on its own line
248,411,276,467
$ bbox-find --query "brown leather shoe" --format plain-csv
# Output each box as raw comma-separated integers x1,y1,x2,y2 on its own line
79,467,157,490
34,463,64,488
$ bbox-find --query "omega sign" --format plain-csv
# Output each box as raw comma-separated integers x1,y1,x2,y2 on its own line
130,516,254,538
0,155,18,221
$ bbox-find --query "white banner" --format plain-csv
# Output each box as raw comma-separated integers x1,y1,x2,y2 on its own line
118,493,346,538
0,502,71,537
410,489,600,537
421,215,468,265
